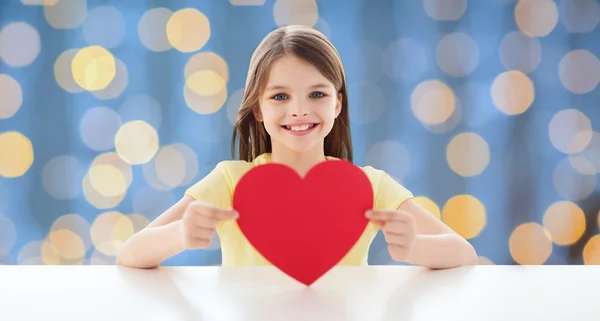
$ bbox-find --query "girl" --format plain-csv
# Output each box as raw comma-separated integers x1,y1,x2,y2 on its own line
117,25,478,269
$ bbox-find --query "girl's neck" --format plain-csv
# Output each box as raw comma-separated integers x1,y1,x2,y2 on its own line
269,146,327,177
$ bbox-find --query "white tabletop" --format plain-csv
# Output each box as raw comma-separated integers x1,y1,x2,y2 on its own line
0,265,597,321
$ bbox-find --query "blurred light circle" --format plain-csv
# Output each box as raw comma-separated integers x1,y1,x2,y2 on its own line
127,213,150,233
88,164,128,197
82,5,126,49
184,86,228,115
509,222,552,265
583,235,600,265
71,46,117,91
47,229,86,260
91,211,134,256
186,70,227,97
558,0,600,33
138,7,173,52
0,22,41,67
515,0,558,37
436,32,479,77
543,201,586,246
498,31,542,73
17,241,44,265
154,145,187,188
423,0,466,21
558,50,600,94
230,0,266,4
553,157,596,201
44,0,87,29
366,140,410,183
114,121,159,165
226,88,244,126
413,196,440,219
0,131,34,178
79,106,122,151
54,49,84,93
42,155,85,200
273,0,318,27
83,152,131,209
382,38,428,84
411,80,456,125
548,109,593,154
572,131,600,175
478,257,495,265
184,51,229,83
50,214,92,252
446,132,490,177
491,70,535,115
441,194,486,239
166,8,210,53
0,74,23,119
91,58,128,100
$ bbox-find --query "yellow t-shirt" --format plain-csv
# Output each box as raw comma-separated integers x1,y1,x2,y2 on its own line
184,153,413,266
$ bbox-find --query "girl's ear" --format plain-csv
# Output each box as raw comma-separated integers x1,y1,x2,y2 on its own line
335,92,342,118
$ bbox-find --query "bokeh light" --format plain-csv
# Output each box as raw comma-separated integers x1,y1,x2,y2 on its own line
43,0,87,29
583,235,600,265
82,152,132,209
114,121,159,165
90,211,134,256
441,195,486,239
558,0,600,34
509,222,552,265
230,0,266,4
0,131,34,178
71,46,117,92
514,0,558,37
50,214,92,253
553,158,596,201
138,7,173,52
366,140,410,183
47,229,86,261
548,109,593,155
183,52,230,114
477,257,495,265
423,0,466,21
186,70,227,96
382,38,428,84
498,31,542,73
0,74,23,119
54,48,84,93
21,0,59,5
491,70,535,115
273,0,319,27
413,196,441,219
436,32,479,77
17,241,44,265
558,50,600,94
79,106,122,151
42,155,85,200
0,21,41,67
572,131,600,175
348,82,386,125
154,145,187,188
411,80,456,125
226,88,244,126
91,58,129,100
82,5,126,49
446,132,490,177
166,8,210,53
543,201,586,246
87,164,128,198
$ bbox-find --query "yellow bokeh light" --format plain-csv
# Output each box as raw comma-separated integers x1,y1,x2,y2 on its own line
0,213,16,256
43,0,87,29
50,214,92,251
183,51,229,82
548,109,593,154
491,70,535,115
273,0,319,27
186,70,227,97
91,58,129,100
47,229,86,260
82,173,125,209
583,235,600,265
184,85,228,115
509,222,552,265
88,164,128,197
0,74,23,119
441,194,486,239
446,132,490,177
71,46,117,91
514,0,558,37
0,131,34,178
54,48,84,93
413,196,440,219
558,50,600,95
91,211,135,256
542,201,586,246
410,80,456,125
114,121,159,165
166,8,210,53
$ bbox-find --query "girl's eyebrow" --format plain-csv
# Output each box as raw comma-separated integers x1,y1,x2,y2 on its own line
265,83,331,92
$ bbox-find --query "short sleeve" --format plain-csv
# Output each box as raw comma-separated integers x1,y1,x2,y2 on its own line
373,170,414,211
184,162,233,209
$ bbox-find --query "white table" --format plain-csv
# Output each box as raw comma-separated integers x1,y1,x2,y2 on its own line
0,265,598,321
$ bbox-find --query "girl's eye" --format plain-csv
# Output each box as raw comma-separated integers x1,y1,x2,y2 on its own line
311,92,325,98
273,94,287,100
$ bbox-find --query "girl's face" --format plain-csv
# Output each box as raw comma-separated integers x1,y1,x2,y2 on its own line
256,54,342,156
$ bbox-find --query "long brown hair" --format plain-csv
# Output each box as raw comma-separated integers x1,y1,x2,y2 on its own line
231,25,353,162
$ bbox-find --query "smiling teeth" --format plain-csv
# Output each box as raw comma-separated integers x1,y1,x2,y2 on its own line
287,124,311,131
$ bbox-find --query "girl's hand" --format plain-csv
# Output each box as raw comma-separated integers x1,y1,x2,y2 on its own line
179,201,239,250
366,209,417,262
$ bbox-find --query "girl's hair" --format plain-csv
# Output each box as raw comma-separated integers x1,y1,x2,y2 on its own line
231,25,353,162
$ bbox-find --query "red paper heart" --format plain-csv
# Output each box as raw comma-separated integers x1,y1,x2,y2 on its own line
232,159,374,286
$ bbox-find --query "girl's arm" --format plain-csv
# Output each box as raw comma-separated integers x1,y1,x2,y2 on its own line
116,196,194,269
